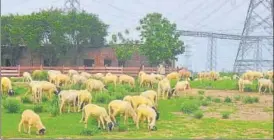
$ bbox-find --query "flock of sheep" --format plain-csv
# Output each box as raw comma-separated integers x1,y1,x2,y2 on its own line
1,68,273,136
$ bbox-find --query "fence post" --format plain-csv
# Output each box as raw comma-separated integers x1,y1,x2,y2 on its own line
18,65,21,76
121,66,124,74
40,64,43,70
62,65,64,73
104,66,106,74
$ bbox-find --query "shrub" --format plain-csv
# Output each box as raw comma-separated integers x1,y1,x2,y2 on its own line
21,96,32,104
243,96,259,104
222,112,231,119
42,96,48,102
224,97,232,103
94,92,110,104
114,92,124,100
193,110,203,119
79,127,100,136
180,100,200,114
206,96,212,101
201,101,210,106
50,96,59,117
33,104,43,113
32,70,48,81
198,90,205,95
233,95,242,101
198,96,204,100
3,98,21,113
213,98,221,103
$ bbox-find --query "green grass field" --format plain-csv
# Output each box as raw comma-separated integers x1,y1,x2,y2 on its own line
1,78,273,139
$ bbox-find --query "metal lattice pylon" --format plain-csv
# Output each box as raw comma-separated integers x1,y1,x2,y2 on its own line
206,37,217,71
233,0,273,74
64,0,81,12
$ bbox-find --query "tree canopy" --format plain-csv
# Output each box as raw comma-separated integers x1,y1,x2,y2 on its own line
137,13,184,65
1,8,108,66
110,29,139,66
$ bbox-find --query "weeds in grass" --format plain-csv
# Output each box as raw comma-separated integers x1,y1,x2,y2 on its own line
222,111,231,119
198,90,205,95
50,95,59,117
213,98,221,103
233,95,242,101
201,100,210,106
180,100,200,114
42,96,49,102
188,96,195,100
224,97,232,103
94,92,110,104
206,96,212,101
80,127,100,136
33,104,43,113
118,123,127,132
32,70,48,81
198,96,204,100
3,98,21,113
242,96,259,104
21,96,32,104
193,110,203,119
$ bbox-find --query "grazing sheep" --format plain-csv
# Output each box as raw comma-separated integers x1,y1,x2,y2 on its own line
258,78,273,94
108,100,137,125
129,95,155,111
71,74,87,85
266,71,273,80
31,84,43,104
39,81,60,99
140,90,158,106
55,74,70,87
166,72,181,82
48,72,58,84
178,69,191,80
23,72,33,83
18,109,46,135
157,78,172,99
77,90,92,112
79,104,114,131
47,70,61,75
58,90,79,114
93,73,104,80
136,104,159,131
232,74,239,80
68,69,78,78
86,79,107,93
170,80,191,97
238,78,253,92
139,73,158,88
138,71,146,81
119,74,135,87
80,72,92,79
103,73,118,87
1,77,14,96
123,95,133,103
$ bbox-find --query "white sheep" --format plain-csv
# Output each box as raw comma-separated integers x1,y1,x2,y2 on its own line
86,79,107,93
68,69,78,78
77,90,92,112
18,109,46,135
258,78,273,94
139,73,158,88
23,72,33,83
238,78,253,92
80,72,92,79
55,74,70,87
123,95,133,103
58,90,79,114
129,95,155,111
170,80,191,97
166,72,181,82
79,103,114,131
140,90,158,106
103,73,118,87
1,77,14,96
93,73,104,80
157,78,171,99
31,84,43,104
108,100,137,125
136,104,159,131
71,74,87,85
232,74,239,80
119,74,135,87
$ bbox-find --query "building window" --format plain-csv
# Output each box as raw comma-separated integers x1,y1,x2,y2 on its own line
43,59,50,66
4,59,11,66
118,61,125,67
104,59,112,67
83,59,95,67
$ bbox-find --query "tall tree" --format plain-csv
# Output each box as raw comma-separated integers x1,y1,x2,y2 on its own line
110,29,138,67
137,13,184,65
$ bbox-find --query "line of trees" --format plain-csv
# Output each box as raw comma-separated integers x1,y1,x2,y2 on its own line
1,8,184,67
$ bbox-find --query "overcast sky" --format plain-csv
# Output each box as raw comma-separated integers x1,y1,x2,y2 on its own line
2,0,272,72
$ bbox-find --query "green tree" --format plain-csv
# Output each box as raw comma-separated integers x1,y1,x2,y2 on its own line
110,30,139,67
137,13,184,65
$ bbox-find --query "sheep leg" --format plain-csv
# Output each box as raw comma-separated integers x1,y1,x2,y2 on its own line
59,101,65,114
99,116,106,130
124,114,128,125
147,117,151,130
136,114,140,129
18,120,23,133
97,118,101,128
28,121,32,135
84,115,89,129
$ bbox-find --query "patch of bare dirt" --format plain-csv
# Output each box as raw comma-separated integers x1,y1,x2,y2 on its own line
176,89,273,121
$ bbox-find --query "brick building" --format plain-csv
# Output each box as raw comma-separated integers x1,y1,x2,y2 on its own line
7,46,151,67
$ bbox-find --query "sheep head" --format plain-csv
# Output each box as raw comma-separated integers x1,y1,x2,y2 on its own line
38,128,46,135
8,89,14,96
107,122,114,131
54,87,61,95
151,106,160,120
168,88,175,99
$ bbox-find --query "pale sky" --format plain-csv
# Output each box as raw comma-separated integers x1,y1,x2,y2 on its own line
2,0,273,72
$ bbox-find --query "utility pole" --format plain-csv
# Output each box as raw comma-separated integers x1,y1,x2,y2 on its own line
206,36,217,71
184,45,192,71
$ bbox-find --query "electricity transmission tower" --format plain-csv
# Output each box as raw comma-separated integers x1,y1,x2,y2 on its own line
207,37,217,71
233,0,273,73
64,0,81,12
184,45,193,71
